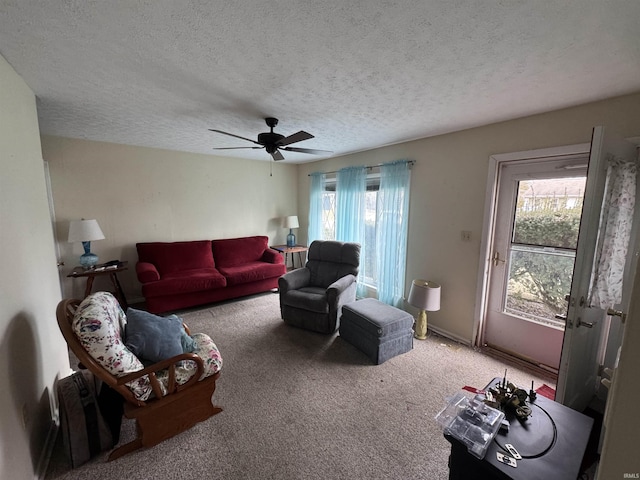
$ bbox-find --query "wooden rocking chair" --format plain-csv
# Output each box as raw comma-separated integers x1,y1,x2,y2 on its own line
56,297,223,461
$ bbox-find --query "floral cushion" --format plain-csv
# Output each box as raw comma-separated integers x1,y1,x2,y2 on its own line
155,333,223,393
72,292,152,401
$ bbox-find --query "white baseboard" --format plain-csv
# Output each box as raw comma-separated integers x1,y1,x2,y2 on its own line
427,324,471,346
35,421,58,480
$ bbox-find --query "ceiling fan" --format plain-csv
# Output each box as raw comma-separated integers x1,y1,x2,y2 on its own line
209,117,332,161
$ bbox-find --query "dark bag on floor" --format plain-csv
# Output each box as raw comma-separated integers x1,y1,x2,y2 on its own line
57,371,113,467
97,382,124,444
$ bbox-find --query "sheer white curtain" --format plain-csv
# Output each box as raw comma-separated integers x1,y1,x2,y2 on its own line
336,166,368,296
589,154,638,309
376,160,411,306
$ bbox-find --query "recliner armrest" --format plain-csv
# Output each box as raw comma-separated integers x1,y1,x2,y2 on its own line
327,274,357,299
136,262,160,283
278,268,311,293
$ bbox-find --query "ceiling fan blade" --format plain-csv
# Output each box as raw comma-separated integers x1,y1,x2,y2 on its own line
282,146,333,155
271,150,285,161
213,146,263,150
209,129,261,145
276,131,314,147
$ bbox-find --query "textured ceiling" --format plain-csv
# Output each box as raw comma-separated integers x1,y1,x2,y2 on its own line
1,1,639,163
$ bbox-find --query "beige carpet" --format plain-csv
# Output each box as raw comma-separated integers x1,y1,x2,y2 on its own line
46,292,554,480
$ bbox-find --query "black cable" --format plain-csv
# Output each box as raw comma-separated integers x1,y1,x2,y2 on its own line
493,402,558,459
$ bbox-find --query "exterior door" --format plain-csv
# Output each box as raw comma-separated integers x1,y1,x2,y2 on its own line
556,127,638,410
484,156,588,369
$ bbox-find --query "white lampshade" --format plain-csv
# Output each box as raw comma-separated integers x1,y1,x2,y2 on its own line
68,219,105,242
408,279,441,311
282,215,299,229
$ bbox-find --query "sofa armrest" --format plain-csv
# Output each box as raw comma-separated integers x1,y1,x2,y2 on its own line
136,261,160,283
278,268,311,293
262,248,284,264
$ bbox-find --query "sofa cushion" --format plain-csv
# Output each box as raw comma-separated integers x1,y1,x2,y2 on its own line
72,292,152,401
124,308,194,364
141,268,227,298
136,241,215,276
212,236,269,268
218,261,286,286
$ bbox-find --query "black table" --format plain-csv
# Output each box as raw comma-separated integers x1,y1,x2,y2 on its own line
444,377,593,480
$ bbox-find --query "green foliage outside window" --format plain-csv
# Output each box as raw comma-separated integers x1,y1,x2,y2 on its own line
508,204,582,316
513,211,581,249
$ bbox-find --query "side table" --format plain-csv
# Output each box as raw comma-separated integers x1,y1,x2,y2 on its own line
270,245,308,270
444,377,593,480
68,261,129,309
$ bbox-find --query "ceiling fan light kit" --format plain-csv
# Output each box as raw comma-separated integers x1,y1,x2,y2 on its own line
209,117,332,161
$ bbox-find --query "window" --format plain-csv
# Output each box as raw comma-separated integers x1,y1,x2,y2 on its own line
310,160,411,305
322,174,380,288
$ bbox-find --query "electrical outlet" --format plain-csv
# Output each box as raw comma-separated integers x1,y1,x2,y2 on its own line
461,230,472,241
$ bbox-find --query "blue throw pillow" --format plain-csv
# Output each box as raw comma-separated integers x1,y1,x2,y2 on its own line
124,308,195,364
175,317,197,353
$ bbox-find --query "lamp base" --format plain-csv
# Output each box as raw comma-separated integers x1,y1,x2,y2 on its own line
287,230,296,247
414,310,428,340
79,252,99,269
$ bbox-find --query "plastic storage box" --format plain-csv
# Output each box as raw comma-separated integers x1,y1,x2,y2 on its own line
435,392,505,459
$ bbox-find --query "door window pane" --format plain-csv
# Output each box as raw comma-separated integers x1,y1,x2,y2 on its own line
505,246,575,327
506,176,586,327
513,177,585,248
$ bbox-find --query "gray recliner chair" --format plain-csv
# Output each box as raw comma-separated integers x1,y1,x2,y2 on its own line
278,240,360,334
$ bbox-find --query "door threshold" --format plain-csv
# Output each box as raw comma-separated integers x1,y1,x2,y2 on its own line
480,345,559,384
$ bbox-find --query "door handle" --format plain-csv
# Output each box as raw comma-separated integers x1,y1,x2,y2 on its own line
607,308,627,324
493,251,505,266
577,318,594,328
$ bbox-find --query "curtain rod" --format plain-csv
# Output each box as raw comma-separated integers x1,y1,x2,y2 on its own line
307,160,415,176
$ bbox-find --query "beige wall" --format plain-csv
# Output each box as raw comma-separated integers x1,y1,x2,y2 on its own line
0,55,69,479
297,92,640,343
42,136,299,302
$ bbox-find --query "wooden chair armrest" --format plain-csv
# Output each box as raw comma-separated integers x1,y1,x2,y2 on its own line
116,352,205,397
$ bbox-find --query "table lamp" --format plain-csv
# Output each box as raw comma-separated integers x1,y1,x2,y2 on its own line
282,215,299,247
408,279,441,340
68,219,105,268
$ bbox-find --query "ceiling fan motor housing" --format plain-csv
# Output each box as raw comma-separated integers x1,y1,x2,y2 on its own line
258,132,285,152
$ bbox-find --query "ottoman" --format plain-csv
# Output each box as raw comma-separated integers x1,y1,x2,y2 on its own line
339,298,414,364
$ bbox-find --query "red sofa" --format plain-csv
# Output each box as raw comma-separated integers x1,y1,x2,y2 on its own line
136,236,286,313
